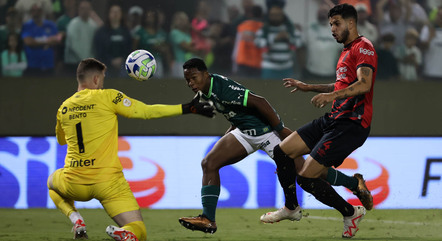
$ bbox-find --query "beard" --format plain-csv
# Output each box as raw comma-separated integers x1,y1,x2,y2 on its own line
336,28,350,43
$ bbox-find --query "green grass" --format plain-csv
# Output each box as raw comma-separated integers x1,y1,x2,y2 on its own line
1,208,442,240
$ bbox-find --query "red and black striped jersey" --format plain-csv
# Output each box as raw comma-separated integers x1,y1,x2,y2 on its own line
330,36,377,128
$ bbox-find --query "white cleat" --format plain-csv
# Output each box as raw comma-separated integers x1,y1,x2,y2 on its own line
260,206,302,223
106,225,138,241
342,206,366,238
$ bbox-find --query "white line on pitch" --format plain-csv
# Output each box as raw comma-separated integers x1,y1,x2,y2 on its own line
306,215,439,226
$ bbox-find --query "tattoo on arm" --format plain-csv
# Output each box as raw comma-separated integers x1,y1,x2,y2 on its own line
311,83,335,93
361,67,370,77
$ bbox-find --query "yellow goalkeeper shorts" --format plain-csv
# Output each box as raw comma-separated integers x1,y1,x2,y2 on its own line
51,168,140,217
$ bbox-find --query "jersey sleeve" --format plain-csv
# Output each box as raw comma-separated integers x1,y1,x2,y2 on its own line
106,89,183,119
355,41,377,72
55,109,66,145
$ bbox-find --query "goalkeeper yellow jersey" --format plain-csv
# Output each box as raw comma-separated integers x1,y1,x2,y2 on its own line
56,88,182,184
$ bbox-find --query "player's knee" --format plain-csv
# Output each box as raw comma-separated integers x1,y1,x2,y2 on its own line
47,172,54,189
273,144,295,168
201,157,218,173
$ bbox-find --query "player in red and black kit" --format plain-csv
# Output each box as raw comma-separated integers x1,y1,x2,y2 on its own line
261,4,376,238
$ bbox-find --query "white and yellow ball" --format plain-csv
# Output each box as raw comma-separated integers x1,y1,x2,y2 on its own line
125,49,156,81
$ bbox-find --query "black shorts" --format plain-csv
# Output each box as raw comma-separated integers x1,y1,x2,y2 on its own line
297,114,370,168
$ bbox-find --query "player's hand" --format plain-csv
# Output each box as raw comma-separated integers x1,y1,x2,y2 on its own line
283,78,309,93
182,93,216,118
311,93,334,108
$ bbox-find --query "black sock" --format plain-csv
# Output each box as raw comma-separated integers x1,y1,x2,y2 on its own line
297,176,354,216
272,145,298,210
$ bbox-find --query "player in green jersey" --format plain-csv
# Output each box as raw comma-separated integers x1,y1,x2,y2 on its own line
178,58,303,234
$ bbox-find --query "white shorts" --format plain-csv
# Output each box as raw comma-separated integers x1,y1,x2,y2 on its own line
230,128,281,158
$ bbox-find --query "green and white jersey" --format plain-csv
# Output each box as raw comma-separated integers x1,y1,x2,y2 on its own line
201,74,272,136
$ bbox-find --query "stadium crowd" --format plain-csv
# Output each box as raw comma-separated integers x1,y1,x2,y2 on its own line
0,0,441,81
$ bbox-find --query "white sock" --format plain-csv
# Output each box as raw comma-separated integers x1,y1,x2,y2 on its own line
69,212,84,225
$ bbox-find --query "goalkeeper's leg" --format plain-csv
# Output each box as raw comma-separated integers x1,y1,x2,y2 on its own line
48,171,87,239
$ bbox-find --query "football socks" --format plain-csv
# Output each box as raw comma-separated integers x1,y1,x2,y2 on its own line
297,176,354,217
272,145,299,210
326,168,358,191
201,185,220,221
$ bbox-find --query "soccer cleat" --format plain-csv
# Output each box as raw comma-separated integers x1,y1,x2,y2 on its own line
178,215,217,234
260,205,302,223
353,173,373,210
106,225,138,241
72,219,88,239
342,206,366,238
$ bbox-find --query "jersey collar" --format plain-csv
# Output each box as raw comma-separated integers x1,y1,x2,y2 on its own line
203,76,214,98
344,35,362,49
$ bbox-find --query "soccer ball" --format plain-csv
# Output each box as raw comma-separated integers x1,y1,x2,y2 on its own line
125,50,156,81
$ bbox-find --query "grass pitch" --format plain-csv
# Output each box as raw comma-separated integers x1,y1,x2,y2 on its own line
1,208,441,240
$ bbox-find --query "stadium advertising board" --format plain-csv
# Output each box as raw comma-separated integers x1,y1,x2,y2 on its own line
1,137,441,209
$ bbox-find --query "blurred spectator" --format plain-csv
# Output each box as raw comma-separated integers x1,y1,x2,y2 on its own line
303,3,341,80
227,4,240,23
169,11,197,77
0,7,22,54
231,0,255,31
55,0,76,75
191,0,212,64
254,5,302,80
93,4,131,78
1,32,27,77
127,5,143,37
266,0,286,9
420,5,442,80
133,9,172,78
404,0,428,31
394,28,422,81
355,3,378,44
15,0,53,22
338,0,372,16
207,20,235,75
64,0,100,75
232,5,263,78
376,33,399,81
0,0,17,25
377,0,411,49
21,2,60,77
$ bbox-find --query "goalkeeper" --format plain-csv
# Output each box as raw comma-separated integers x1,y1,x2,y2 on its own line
47,58,214,241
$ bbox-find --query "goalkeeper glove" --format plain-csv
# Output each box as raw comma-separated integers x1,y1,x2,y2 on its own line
182,93,215,118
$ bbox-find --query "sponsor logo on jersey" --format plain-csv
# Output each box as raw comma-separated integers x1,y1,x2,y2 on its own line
62,104,96,114
69,158,96,167
359,48,374,56
336,66,347,81
112,92,124,104
228,85,245,91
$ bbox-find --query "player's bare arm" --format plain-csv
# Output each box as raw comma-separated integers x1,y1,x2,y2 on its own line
247,93,292,140
311,66,373,108
283,78,334,93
